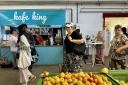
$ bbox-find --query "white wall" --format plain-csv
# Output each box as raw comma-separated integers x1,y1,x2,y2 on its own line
78,13,103,36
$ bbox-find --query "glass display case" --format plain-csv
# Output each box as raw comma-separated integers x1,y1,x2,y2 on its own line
26,25,64,65
27,26,63,46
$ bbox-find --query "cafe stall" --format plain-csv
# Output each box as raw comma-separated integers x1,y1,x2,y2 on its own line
0,9,66,65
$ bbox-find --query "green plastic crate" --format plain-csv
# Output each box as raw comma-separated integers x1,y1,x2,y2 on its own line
109,70,128,83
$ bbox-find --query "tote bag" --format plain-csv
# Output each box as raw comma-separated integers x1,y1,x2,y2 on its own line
18,50,31,69
73,44,86,55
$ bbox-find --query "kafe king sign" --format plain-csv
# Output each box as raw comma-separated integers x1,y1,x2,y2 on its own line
14,11,47,24
0,10,65,26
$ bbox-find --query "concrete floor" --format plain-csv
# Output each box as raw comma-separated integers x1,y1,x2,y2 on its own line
0,56,110,85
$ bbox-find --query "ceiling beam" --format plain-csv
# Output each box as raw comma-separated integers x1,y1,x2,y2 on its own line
0,0,127,5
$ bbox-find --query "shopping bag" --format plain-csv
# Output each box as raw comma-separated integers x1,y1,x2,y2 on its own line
18,50,31,69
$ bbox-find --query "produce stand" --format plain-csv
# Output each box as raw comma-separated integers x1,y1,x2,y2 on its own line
37,71,128,85
37,70,128,85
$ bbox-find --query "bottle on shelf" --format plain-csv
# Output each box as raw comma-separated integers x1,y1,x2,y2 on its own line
49,36,54,46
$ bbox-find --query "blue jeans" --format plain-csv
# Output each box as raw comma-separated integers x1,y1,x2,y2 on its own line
12,52,17,67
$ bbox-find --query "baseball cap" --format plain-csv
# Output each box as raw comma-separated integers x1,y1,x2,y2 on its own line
66,22,73,28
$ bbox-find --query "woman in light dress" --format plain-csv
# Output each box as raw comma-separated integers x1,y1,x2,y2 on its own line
17,24,36,85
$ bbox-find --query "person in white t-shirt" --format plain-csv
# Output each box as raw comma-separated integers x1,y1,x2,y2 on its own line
9,30,18,68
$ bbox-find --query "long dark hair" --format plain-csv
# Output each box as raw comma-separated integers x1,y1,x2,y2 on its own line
17,24,27,43
122,27,128,37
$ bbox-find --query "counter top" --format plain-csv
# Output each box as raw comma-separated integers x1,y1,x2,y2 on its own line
0,44,10,48
35,45,63,47
0,45,63,48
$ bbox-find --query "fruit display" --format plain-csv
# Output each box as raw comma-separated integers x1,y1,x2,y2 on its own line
37,69,128,85
42,72,112,85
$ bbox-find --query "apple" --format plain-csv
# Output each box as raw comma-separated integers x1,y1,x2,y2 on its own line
101,67,109,73
43,71,49,77
59,72,65,78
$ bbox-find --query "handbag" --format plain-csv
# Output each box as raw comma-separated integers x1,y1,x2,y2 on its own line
73,43,86,55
